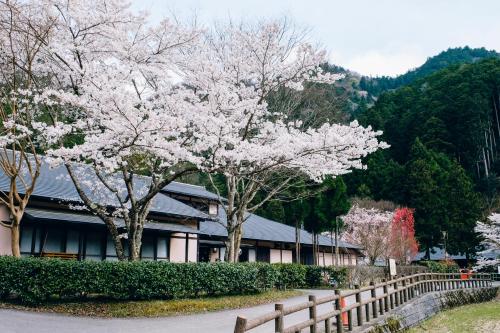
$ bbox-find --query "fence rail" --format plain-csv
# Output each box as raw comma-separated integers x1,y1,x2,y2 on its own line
234,272,493,333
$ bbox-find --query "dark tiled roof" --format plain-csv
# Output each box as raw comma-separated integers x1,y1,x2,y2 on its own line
24,207,200,234
163,181,222,201
414,247,467,261
0,156,208,220
200,208,362,249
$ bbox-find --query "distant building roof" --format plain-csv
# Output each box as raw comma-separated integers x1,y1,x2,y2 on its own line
414,247,467,261
200,208,362,250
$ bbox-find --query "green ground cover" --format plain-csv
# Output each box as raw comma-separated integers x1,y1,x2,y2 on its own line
409,299,500,333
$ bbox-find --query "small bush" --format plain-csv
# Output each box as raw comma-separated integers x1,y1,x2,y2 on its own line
305,265,323,287
273,264,306,289
421,260,459,273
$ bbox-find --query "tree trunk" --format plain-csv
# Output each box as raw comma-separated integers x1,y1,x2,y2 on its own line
233,224,243,262
104,217,126,260
10,222,20,258
334,224,339,266
225,227,236,262
330,230,334,266
295,221,301,263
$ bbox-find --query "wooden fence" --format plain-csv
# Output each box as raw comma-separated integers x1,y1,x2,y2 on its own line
234,272,493,333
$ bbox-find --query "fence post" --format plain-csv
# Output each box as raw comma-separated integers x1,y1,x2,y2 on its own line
383,279,389,313
355,286,363,327
335,290,344,333
401,275,407,303
325,317,331,333
309,295,317,333
394,279,399,307
409,276,414,299
370,281,378,319
275,303,284,333
347,310,353,331
234,316,247,333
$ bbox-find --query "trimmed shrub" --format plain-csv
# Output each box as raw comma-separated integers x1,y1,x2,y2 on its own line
273,264,307,289
421,260,459,273
323,266,348,287
0,257,336,305
305,265,323,287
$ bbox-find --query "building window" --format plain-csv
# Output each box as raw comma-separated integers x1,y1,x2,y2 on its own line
256,247,270,262
66,230,79,254
85,231,103,261
141,236,155,260
20,226,34,254
157,237,168,260
106,234,118,261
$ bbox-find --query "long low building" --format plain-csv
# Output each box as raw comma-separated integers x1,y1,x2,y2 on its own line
0,158,363,265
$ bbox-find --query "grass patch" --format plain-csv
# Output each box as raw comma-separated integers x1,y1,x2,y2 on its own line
0,289,302,318
408,299,500,333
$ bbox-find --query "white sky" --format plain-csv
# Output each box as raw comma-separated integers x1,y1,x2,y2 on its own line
132,0,500,77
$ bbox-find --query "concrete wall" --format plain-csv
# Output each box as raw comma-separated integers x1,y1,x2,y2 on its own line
357,287,499,333
0,205,12,256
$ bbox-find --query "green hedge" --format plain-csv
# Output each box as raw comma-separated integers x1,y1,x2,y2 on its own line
0,257,344,305
420,260,459,273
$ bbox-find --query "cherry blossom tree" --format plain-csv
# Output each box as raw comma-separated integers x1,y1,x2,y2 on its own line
181,21,388,262
389,207,418,264
474,214,500,271
342,200,395,264
12,0,202,260
0,0,55,256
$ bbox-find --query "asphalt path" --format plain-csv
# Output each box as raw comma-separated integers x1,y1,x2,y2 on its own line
2,282,498,333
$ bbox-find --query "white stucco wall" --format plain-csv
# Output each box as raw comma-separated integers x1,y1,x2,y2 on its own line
187,235,198,262
209,248,220,262
281,250,293,263
169,233,187,262
0,205,12,256
248,248,256,262
208,203,218,216
270,249,281,263
269,249,293,263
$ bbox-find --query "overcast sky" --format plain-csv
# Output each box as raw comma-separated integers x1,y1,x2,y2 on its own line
132,0,500,77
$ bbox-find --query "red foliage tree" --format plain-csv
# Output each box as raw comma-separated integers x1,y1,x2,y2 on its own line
390,207,419,264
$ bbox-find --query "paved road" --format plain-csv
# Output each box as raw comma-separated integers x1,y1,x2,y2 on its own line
4,282,495,333
0,288,380,333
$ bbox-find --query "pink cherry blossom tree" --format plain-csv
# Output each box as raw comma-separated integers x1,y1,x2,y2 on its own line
474,214,500,271
181,22,388,261
342,200,395,264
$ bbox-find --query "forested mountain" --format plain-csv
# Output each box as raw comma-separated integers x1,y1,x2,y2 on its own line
345,58,500,257
359,47,499,97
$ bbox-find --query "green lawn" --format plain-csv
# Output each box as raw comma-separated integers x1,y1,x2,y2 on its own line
0,289,302,318
409,299,500,333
